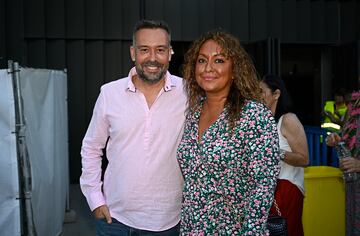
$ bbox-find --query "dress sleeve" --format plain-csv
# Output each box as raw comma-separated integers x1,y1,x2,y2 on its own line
240,102,280,235
79,87,110,211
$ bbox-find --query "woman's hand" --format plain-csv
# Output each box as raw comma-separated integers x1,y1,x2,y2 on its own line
340,157,360,173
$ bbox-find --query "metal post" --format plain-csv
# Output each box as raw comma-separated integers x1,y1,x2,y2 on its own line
9,60,37,236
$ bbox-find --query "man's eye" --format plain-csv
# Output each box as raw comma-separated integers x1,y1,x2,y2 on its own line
157,48,166,54
139,48,149,53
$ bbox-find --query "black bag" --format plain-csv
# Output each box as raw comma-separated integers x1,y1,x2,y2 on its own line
267,215,287,236
267,199,288,236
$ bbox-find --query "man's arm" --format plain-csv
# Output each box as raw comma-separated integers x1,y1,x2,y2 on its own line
79,88,111,219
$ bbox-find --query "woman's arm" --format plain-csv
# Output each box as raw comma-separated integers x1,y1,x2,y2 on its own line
280,113,309,167
240,103,280,235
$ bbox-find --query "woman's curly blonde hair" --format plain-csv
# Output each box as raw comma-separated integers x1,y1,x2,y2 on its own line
182,30,262,126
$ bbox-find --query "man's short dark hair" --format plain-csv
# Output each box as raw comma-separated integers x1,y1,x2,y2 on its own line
132,19,171,46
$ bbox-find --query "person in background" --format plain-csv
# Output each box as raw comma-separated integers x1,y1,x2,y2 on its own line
322,88,348,131
327,89,360,236
260,74,309,236
80,19,187,236
177,30,280,235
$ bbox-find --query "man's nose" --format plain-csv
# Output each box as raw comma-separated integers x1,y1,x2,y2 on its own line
148,49,157,61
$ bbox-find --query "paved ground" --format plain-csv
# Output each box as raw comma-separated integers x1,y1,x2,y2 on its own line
60,184,95,236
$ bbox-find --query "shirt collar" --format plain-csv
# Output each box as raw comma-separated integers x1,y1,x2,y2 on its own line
126,67,176,92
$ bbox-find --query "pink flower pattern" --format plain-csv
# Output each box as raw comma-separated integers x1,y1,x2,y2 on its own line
342,91,360,154
340,90,360,235
177,100,280,235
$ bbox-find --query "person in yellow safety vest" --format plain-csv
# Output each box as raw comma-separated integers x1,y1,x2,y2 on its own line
322,89,348,132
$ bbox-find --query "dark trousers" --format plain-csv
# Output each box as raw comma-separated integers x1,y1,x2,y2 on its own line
95,218,180,236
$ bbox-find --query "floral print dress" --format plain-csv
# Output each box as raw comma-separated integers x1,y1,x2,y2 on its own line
341,90,360,236
177,100,280,235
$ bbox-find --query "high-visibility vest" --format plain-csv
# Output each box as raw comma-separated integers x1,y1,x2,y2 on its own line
323,100,347,124
322,100,347,132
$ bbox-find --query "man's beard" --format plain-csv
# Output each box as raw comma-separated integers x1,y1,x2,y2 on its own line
135,60,168,85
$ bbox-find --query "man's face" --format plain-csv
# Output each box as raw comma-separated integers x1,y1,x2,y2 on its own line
334,95,344,105
130,28,171,84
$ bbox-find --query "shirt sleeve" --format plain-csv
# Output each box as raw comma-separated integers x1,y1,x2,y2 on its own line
240,102,280,235
79,87,110,211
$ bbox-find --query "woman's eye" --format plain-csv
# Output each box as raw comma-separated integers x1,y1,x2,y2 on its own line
215,58,225,63
197,58,206,64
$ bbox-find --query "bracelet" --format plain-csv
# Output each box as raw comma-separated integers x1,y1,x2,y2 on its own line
280,150,286,161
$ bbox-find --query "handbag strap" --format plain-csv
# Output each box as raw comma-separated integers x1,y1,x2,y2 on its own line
273,199,282,216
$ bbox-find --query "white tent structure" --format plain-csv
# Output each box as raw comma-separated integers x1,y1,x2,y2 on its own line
0,62,69,236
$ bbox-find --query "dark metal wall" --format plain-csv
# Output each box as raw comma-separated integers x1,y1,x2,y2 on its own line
1,0,360,183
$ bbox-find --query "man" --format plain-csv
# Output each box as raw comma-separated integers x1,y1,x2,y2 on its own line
80,20,186,235
322,89,348,131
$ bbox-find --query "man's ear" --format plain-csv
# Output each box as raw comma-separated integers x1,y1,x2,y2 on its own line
130,46,135,62
168,48,174,61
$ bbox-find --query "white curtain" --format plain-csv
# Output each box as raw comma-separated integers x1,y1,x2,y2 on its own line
0,68,68,236
0,70,21,236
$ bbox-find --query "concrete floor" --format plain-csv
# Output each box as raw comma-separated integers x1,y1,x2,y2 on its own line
60,184,95,236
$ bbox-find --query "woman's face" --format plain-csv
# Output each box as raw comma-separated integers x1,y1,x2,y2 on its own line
195,40,233,97
260,81,278,111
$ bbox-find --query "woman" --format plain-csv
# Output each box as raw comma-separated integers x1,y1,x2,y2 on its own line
177,30,280,235
327,90,360,236
260,74,309,236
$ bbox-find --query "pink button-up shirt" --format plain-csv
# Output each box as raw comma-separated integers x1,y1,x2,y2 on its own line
80,67,187,231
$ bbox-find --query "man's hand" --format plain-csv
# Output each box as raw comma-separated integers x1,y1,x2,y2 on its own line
93,205,112,224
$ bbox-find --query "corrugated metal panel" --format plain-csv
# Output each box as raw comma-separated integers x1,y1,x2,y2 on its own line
26,39,46,67
66,40,86,183
122,41,134,74
215,0,232,32
122,1,140,40
282,0,297,42
145,0,165,20
231,0,249,42
85,41,104,120
199,0,215,34
324,1,340,43
181,0,199,41
249,0,267,41
46,40,66,69
341,0,359,42
0,0,6,68
46,0,65,38
311,0,326,42
24,0,45,38
297,0,312,42
3,0,24,66
66,0,85,39
104,41,124,83
164,0,182,41
267,0,282,39
104,0,124,39
85,0,103,39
